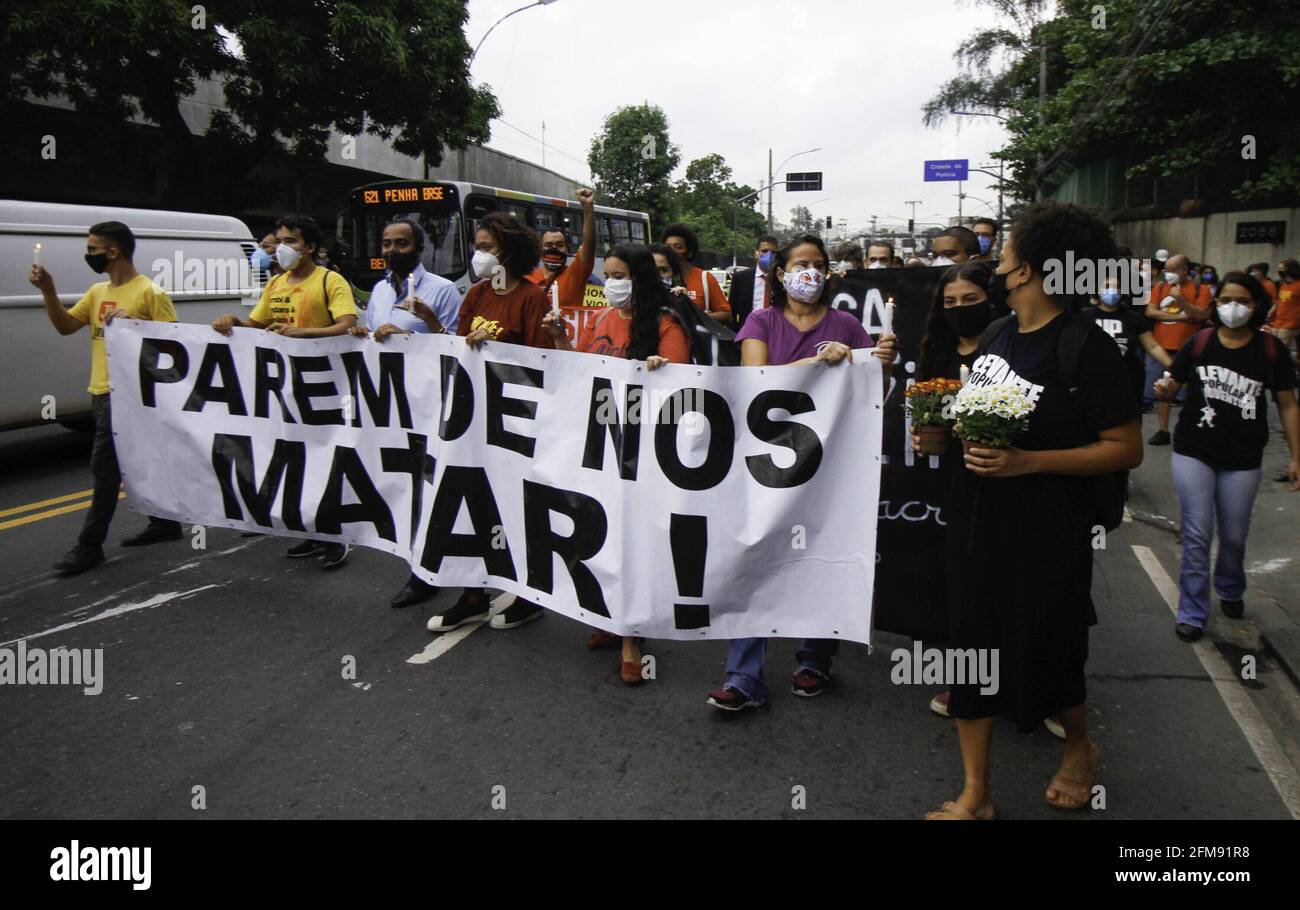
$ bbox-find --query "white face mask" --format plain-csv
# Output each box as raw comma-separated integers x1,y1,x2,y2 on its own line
275,242,302,271
867,261,886,270
782,267,825,304
472,250,500,281
1216,302,1252,329
603,277,634,308
932,256,955,267
1164,270,1181,285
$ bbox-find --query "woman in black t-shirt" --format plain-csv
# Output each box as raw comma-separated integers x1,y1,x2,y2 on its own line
927,204,1143,821
1154,272,1300,642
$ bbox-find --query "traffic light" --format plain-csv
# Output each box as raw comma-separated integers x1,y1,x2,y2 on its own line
825,215,833,229
908,218,914,233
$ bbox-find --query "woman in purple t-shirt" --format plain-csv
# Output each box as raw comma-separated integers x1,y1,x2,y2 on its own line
707,233,897,711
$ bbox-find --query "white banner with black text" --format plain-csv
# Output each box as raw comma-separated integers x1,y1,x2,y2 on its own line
106,320,883,644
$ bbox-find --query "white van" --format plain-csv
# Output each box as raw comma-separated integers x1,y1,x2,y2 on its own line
0,200,261,430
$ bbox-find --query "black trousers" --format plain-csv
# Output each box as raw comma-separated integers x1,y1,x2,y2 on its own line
78,394,181,547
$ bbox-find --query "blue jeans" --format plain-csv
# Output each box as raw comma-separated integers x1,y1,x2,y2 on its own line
1171,453,1261,628
725,638,839,702
1144,351,1184,406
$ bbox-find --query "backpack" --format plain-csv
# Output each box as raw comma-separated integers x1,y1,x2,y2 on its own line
977,313,1128,531
1189,326,1280,364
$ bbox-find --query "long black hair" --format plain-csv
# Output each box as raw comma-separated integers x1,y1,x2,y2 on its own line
608,243,674,360
917,260,994,381
649,242,685,286
769,233,832,309
1210,271,1271,329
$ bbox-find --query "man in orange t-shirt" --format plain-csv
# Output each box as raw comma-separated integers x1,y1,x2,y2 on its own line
1271,259,1300,360
1144,253,1211,445
661,222,730,320
527,188,597,309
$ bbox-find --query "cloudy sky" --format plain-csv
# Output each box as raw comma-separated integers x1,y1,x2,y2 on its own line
465,0,1014,234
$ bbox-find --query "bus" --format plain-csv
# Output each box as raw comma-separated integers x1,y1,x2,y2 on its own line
342,179,651,334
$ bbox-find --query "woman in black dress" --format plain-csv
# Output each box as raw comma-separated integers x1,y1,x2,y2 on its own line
927,203,1143,819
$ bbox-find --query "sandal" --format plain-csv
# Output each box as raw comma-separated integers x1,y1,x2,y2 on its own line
925,800,995,820
1046,741,1101,810
621,659,643,684
586,630,619,650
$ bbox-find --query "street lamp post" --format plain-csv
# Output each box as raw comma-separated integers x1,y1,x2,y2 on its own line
732,180,788,267
471,0,560,63
767,147,821,230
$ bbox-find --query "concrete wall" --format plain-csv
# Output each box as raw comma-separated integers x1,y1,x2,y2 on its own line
1115,207,1300,269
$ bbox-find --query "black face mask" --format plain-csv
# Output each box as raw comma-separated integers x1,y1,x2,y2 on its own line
943,300,994,338
386,250,419,275
85,252,109,274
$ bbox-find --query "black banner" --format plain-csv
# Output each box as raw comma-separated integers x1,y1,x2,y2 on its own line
829,266,960,640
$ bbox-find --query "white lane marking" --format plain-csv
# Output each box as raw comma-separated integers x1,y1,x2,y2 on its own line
1247,557,1291,575
0,584,223,647
1132,544,1300,818
406,594,513,665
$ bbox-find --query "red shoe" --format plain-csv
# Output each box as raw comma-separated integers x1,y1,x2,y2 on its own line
929,691,951,717
706,685,763,712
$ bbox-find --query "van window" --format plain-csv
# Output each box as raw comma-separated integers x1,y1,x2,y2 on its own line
630,220,647,243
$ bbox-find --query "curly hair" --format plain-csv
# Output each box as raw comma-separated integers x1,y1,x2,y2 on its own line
660,223,700,261
1007,202,1118,311
476,212,541,281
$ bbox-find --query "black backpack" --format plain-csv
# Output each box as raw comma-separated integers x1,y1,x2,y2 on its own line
977,313,1128,531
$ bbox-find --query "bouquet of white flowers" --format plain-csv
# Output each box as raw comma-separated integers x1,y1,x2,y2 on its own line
950,384,1034,448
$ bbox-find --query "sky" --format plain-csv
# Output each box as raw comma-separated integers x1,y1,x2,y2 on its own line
464,0,1014,235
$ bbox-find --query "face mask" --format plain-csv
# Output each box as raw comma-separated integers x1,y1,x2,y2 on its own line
541,250,566,271
386,250,419,275
943,300,993,338
977,235,993,255
603,277,634,308
932,256,955,267
275,243,303,271
1099,289,1123,307
249,248,273,272
1216,302,1252,329
868,261,885,270
472,250,500,281
1202,272,1214,282
1163,270,1180,285
782,267,825,304
661,276,674,288
84,252,109,274
758,251,775,272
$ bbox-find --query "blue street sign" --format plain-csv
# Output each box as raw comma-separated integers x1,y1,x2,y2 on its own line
924,159,968,182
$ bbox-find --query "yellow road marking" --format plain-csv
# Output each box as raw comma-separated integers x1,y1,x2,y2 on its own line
0,488,95,518
0,492,125,531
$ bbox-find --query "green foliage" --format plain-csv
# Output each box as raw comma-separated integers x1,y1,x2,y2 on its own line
923,0,1300,203
587,103,680,231
1,0,499,200
667,153,768,258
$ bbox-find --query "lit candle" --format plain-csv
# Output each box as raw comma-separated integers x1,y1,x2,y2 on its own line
960,364,970,384
550,281,560,316
882,297,895,337
33,243,41,267
405,276,413,306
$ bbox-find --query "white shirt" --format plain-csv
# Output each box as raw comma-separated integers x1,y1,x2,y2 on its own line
752,267,767,311
366,263,461,334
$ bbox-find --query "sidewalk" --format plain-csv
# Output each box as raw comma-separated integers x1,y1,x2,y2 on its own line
1127,405,1300,683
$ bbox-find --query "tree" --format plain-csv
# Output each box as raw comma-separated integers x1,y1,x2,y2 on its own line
667,153,768,260
789,206,815,234
587,103,679,231
0,0,499,204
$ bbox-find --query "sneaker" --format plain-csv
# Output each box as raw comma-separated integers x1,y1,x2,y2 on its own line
1220,599,1244,619
792,666,832,697
929,690,951,717
1043,716,1066,739
426,591,490,632
707,685,763,712
286,540,327,558
320,543,350,569
1175,622,1203,642
53,544,105,575
490,598,543,630
1148,430,1171,446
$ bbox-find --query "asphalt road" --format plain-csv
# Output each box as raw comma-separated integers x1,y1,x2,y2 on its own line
1,421,1297,820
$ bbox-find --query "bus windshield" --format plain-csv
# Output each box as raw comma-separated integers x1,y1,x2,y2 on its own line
350,205,466,286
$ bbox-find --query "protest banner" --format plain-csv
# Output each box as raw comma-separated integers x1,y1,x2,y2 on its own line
106,321,884,644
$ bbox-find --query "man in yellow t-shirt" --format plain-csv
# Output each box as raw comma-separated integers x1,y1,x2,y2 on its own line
211,214,359,569
28,220,183,575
